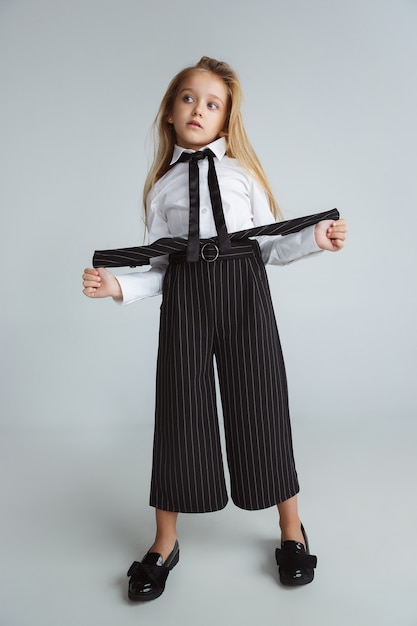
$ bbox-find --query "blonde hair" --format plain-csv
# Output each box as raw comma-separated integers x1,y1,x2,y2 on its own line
143,56,282,221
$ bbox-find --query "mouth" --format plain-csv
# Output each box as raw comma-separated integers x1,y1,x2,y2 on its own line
187,120,202,129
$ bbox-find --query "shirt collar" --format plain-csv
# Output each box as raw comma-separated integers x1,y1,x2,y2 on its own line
170,136,227,165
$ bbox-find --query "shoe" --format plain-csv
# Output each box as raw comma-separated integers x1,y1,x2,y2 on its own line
275,524,317,586
127,540,180,601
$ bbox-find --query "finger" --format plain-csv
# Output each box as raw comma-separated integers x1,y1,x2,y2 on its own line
82,272,101,283
82,279,101,289
83,287,96,297
328,232,347,242
331,222,348,233
82,278,101,287
330,220,347,228
97,267,112,280
328,226,347,238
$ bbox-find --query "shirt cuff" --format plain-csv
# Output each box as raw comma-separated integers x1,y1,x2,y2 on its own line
114,262,167,305
255,225,322,265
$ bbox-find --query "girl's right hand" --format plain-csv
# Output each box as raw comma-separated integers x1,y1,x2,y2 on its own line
82,267,122,300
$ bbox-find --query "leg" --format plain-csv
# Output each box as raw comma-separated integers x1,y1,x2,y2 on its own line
275,494,318,586
151,260,228,513
277,495,304,545
127,509,180,601
214,253,299,510
149,508,179,562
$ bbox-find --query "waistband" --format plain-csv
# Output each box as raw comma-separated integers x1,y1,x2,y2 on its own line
169,239,258,264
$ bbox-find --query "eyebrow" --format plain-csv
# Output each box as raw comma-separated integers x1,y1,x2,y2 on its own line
179,87,225,105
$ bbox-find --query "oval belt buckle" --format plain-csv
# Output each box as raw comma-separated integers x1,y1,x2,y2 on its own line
201,242,219,262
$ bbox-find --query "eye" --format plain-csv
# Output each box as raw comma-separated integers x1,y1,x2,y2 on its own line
208,102,219,110
183,95,194,103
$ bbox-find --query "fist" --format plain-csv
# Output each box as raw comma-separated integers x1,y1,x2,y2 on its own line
314,218,348,252
82,267,122,300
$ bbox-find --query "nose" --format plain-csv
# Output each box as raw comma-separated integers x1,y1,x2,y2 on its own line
193,103,202,116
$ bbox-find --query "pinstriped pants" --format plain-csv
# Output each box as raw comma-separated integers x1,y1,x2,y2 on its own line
149,241,299,513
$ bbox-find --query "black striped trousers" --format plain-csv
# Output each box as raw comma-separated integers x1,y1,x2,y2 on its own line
150,240,299,513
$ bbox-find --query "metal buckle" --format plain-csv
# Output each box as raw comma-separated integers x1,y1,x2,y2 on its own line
201,242,219,262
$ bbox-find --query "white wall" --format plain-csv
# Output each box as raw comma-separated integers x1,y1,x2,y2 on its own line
1,0,416,431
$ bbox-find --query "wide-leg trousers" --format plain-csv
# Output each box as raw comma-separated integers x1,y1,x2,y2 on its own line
149,241,299,513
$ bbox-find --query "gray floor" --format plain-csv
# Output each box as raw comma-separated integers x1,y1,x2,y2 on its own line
2,416,416,626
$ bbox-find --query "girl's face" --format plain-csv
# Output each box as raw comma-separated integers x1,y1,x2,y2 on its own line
168,70,229,150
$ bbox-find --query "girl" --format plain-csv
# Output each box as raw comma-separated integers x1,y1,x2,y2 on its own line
82,56,347,600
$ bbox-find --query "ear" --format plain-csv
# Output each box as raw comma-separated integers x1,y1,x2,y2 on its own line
167,115,174,124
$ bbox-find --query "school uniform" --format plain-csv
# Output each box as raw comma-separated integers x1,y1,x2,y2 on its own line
115,137,323,513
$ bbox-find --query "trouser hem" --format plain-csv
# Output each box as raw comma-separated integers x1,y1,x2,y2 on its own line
149,498,229,514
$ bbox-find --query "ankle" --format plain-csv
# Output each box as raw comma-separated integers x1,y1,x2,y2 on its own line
279,516,301,532
150,535,177,563
279,519,304,544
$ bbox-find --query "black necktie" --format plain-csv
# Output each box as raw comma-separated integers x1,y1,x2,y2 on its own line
92,208,340,268
176,149,231,262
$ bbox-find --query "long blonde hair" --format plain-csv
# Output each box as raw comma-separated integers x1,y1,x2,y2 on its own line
143,56,282,221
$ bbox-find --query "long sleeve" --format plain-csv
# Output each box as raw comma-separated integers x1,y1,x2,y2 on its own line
248,177,323,265
113,138,325,304
114,189,170,305
255,228,322,265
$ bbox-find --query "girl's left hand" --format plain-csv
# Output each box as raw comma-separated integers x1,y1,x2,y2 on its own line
314,218,348,252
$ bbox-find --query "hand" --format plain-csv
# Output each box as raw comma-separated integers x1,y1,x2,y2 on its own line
314,218,348,252
82,267,122,300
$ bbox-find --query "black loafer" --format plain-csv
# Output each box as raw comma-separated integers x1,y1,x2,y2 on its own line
127,540,180,601
275,524,317,586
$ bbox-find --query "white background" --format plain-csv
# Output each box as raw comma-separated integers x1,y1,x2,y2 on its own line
1,1,416,625
1,0,416,430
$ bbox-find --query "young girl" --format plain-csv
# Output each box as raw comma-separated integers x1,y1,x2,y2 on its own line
82,56,347,600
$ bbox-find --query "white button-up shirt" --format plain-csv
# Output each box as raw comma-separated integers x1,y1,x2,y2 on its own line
116,137,321,304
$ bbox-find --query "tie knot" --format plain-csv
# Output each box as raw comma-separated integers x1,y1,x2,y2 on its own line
177,148,214,165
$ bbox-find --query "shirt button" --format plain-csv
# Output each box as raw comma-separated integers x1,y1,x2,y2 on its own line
202,208,208,214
